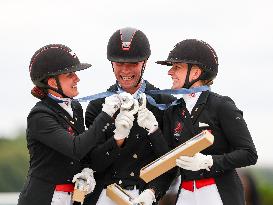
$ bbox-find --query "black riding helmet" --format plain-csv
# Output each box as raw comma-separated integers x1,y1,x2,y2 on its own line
156,39,218,88
29,44,91,97
107,27,151,63
107,27,151,86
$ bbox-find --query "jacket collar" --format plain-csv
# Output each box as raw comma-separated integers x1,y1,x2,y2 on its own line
42,97,81,134
195,90,210,106
189,90,210,125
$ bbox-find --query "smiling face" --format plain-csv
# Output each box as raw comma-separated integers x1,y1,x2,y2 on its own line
48,72,80,98
168,63,188,89
59,72,80,97
112,61,145,94
168,63,203,89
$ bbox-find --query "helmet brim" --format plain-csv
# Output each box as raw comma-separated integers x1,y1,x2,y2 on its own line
156,60,174,66
156,60,191,66
156,59,205,67
108,57,147,63
49,63,92,76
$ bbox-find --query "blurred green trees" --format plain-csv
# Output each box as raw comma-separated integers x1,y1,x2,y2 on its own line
252,168,273,205
0,136,28,192
0,135,272,204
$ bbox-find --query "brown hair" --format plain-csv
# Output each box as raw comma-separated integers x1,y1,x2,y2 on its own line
201,79,214,86
31,86,47,100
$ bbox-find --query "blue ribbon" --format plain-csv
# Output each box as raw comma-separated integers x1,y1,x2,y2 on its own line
76,84,210,110
77,91,117,102
145,85,209,95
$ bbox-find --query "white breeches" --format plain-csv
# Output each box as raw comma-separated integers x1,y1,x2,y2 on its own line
51,191,72,205
96,187,140,205
176,184,223,205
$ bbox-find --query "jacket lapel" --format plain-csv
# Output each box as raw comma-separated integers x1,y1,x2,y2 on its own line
190,91,210,125
43,97,81,134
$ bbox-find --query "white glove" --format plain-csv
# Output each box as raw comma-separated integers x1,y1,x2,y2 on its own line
102,94,121,117
113,111,134,140
119,92,139,115
72,168,96,194
113,93,139,140
176,153,213,171
132,189,156,205
138,93,147,111
137,93,158,134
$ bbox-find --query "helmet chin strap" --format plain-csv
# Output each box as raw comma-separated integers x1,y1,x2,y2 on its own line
54,76,71,98
134,61,146,87
36,76,72,99
111,62,114,72
183,64,193,89
183,64,202,89
46,76,71,98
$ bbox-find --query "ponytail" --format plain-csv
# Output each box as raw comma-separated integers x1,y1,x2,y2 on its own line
31,86,47,99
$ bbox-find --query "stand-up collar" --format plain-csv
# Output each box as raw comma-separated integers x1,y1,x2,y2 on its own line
48,94,73,117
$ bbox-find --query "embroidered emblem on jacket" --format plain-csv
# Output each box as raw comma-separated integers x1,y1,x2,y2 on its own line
181,109,186,117
174,122,183,137
67,126,74,135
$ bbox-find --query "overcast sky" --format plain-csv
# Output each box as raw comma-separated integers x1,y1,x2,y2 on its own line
0,0,272,166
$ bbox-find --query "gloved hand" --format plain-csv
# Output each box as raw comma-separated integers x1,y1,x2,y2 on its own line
137,93,158,134
176,153,213,171
102,94,121,117
113,111,134,140
119,92,139,115
72,168,96,194
132,189,156,205
113,93,139,140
